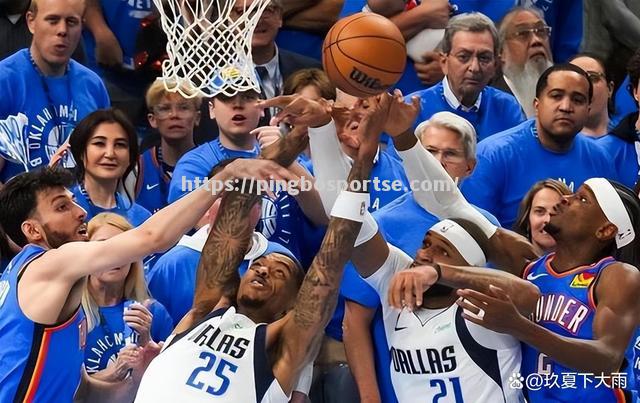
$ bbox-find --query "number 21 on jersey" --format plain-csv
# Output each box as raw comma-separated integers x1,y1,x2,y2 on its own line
430,377,464,402
186,351,238,396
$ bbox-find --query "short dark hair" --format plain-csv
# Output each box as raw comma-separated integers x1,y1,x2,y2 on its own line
282,68,337,101
69,108,139,202
0,168,75,247
535,63,593,102
627,49,640,99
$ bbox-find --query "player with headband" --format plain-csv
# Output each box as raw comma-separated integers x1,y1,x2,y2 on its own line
289,92,536,402
388,116,640,402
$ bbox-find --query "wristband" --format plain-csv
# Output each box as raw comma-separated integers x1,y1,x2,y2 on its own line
354,212,378,247
330,191,369,222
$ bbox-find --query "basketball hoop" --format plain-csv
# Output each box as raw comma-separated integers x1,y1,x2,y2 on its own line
152,0,271,98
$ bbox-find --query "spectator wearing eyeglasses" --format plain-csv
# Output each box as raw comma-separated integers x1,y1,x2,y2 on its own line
402,13,525,145
462,64,619,228
493,6,553,118
135,80,201,215
569,54,614,138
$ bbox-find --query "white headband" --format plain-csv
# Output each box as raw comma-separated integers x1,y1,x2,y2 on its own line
429,219,487,266
585,178,635,248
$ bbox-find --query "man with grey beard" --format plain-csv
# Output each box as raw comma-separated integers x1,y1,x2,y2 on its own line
492,7,553,118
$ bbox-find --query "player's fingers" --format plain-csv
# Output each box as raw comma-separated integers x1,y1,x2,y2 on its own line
461,311,484,326
256,94,297,109
413,275,423,308
455,297,481,315
411,95,421,110
403,275,415,311
488,284,510,300
456,288,496,304
388,275,401,308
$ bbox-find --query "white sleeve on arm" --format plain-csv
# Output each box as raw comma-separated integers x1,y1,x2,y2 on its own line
398,141,497,238
308,120,352,215
310,121,378,246
293,361,314,395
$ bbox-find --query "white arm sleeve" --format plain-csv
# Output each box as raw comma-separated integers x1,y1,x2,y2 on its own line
293,361,314,394
308,120,352,216
309,120,378,246
398,141,497,238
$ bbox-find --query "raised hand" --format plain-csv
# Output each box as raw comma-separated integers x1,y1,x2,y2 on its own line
415,51,444,86
384,89,421,137
257,95,332,128
123,300,154,346
251,125,282,149
355,93,392,162
48,141,71,168
388,265,439,310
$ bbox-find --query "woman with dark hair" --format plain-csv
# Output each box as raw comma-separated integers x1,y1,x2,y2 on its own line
514,179,572,255
69,108,151,227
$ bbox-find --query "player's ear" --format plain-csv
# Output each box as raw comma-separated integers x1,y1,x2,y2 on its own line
21,220,43,244
595,223,617,243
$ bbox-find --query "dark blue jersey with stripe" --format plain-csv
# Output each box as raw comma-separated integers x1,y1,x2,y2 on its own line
0,244,87,402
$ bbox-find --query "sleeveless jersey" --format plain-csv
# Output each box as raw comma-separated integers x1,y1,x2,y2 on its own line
0,244,87,402
521,253,629,402
135,306,288,403
136,146,171,214
365,245,524,403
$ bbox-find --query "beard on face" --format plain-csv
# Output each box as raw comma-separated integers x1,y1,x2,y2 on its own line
543,221,561,237
237,293,267,309
42,225,74,249
504,57,553,118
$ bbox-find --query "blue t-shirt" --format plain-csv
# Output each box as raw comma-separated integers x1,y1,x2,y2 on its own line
0,245,87,402
84,300,173,374
462,119,619,229
595,134,638,189
0,49,110,182
408,80,526,143
71,184,152,227
82,0,153,71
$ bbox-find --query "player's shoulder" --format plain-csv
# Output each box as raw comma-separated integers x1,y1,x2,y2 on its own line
596,261,640,300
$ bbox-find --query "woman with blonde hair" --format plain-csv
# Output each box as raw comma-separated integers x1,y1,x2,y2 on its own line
82,213,173,383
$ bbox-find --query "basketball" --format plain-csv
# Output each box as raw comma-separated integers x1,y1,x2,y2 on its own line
322,12,407,99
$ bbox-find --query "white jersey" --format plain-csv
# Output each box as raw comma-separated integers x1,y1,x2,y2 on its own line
364,245,525,403
135,306,288,403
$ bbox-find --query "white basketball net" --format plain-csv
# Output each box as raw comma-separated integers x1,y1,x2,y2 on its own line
152,0,271,98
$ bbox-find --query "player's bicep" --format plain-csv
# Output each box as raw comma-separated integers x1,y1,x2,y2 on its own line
351,231,390,278
593,265,640,359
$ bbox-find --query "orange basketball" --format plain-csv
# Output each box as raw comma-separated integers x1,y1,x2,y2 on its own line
322,12,406,99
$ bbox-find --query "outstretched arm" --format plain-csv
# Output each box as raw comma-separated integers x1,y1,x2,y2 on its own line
269,94,390,395
456,263,640,375
393,129,537,274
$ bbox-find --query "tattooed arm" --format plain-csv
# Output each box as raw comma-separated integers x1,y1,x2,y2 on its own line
173,188,261,334
268,94,391,395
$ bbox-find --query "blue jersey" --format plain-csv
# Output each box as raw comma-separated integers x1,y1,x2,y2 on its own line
408,80,525,143
0,245,87,402
0,49,110,182
521,253,629,402
84,300,173,374
610,76,638,131
82,0,152,71
71,184,152,227
594,134,638,189
136,146,173,214
462,119,620,228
